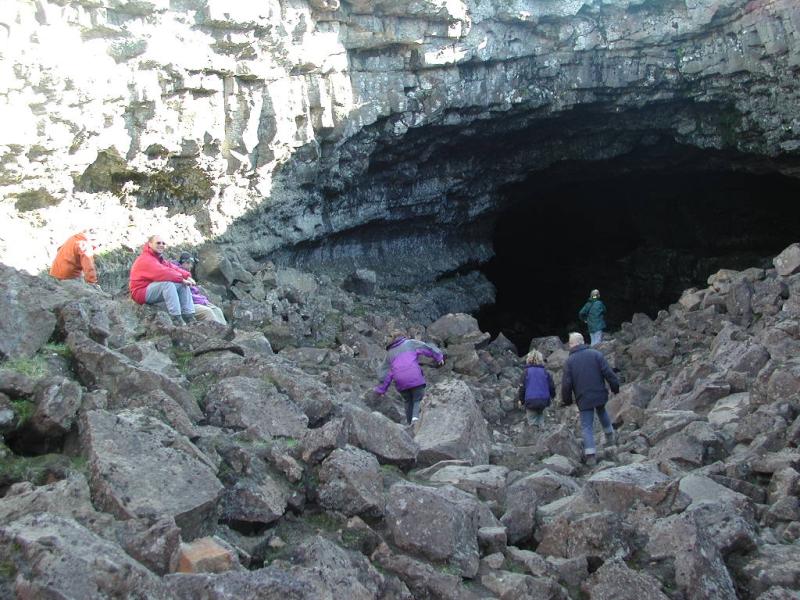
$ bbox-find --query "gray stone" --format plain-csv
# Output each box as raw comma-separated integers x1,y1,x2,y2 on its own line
385,481,482,578
414,379,491,468
318,445,384,517
342,269,377,295
204,376,308,438
583,559,669,600
343,404,418,468
30,377,82,437
584,462,682,515
0,265,57,359
80,409,223,540
0,513,169,599
773,243,800,277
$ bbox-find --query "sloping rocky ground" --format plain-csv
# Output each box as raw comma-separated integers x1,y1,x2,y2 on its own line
1,244,800,599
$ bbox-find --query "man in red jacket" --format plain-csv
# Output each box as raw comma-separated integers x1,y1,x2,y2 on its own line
129,234,197,326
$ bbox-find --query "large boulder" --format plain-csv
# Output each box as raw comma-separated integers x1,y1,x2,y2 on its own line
501,470,580,544
645,510,738,600
67,331,203,433
385,481,482,578
0,513,169,599
203,376,308,438
583,463,682,516
342,404,418,468
582,559,669,599
0,264,58,359
80,409,223,540
414,379,491,468
318,446,384,517
29,376,82,437
773,243,800,277
425,464,510,506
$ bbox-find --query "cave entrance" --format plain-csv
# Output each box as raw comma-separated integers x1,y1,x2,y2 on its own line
476,156,800,353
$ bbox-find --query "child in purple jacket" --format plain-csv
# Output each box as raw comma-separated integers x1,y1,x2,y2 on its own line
518,349,555,429
374,330,445,425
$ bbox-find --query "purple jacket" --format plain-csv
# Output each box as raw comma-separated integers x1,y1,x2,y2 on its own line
374,337,444,394
170,260,209,306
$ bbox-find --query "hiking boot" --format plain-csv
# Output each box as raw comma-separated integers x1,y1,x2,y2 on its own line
170,314,186,327
182,313,197,324
584,454,597,467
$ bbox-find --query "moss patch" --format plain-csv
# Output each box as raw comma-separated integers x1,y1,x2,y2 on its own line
13,188,61,212
3,355,48,379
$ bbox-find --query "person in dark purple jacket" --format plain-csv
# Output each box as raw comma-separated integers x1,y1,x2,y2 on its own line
518,349,555,429
374,329,445,425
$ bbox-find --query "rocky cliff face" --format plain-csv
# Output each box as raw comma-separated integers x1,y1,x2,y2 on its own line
1,0,799,281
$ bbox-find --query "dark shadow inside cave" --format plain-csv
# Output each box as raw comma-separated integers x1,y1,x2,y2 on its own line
476,153,800,353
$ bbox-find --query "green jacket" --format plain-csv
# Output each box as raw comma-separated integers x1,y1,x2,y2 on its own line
579,298,606,333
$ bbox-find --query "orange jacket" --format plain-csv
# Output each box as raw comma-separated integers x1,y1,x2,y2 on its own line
50,232,98,284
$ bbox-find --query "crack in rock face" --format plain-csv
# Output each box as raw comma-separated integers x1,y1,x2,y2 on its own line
1,0,799,290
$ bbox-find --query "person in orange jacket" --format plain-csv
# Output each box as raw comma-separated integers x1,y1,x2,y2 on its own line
50,228,100,287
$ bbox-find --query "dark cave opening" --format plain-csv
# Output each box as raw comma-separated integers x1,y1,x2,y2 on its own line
476,160,800,353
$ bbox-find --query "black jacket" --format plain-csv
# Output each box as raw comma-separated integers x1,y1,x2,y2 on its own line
561,345,619,410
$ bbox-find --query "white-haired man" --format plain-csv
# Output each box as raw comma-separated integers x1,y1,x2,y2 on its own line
561,332,619,467
128,235,196,326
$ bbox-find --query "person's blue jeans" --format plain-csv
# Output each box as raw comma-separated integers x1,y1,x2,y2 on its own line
399,385,426,424
580,405,613,456
590,331,603,346
144,281,194,317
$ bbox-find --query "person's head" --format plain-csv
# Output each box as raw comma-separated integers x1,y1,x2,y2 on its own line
568,332,584,348
178,252,195,271
526,349,544,366
590,289,600,299
147,235,167,255
387,328,405,346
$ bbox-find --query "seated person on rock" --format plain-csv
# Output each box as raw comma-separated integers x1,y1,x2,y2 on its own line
171,252,227,325
49,228,101,289
374,329,445,426
129,234,196,326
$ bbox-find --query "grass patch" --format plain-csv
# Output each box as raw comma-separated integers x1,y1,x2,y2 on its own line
172,349,194,373
0,560,16,579
3,355,47,378
11,400,35,426
42,343,71,359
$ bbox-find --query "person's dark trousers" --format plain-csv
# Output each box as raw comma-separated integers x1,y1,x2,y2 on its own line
399,385,426,424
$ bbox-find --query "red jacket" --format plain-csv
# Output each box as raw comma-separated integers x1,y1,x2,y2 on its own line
50,232,97,284
129,244,190,304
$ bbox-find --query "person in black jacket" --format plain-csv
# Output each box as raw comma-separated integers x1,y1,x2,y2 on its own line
518,349,555,429
561,332,620,466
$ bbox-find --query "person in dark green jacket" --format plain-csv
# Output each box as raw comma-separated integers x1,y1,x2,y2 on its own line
579,289,606,346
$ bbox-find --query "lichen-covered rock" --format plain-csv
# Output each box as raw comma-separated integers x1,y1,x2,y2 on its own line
342,404,418,468
80,409,223,540
414,379,491,468
318,445,384,517
203,376,308,438
385,481,482,578
0,513,170,599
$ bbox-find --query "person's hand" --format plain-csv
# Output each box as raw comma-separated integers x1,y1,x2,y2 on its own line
183,277,196,286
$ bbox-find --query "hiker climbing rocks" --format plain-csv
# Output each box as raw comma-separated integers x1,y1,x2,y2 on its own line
172,252,227,325
579,288,606,346
49,228,101,288
561,332,619,467
373,329,445,426
129,234,197,327
518,349,555,429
